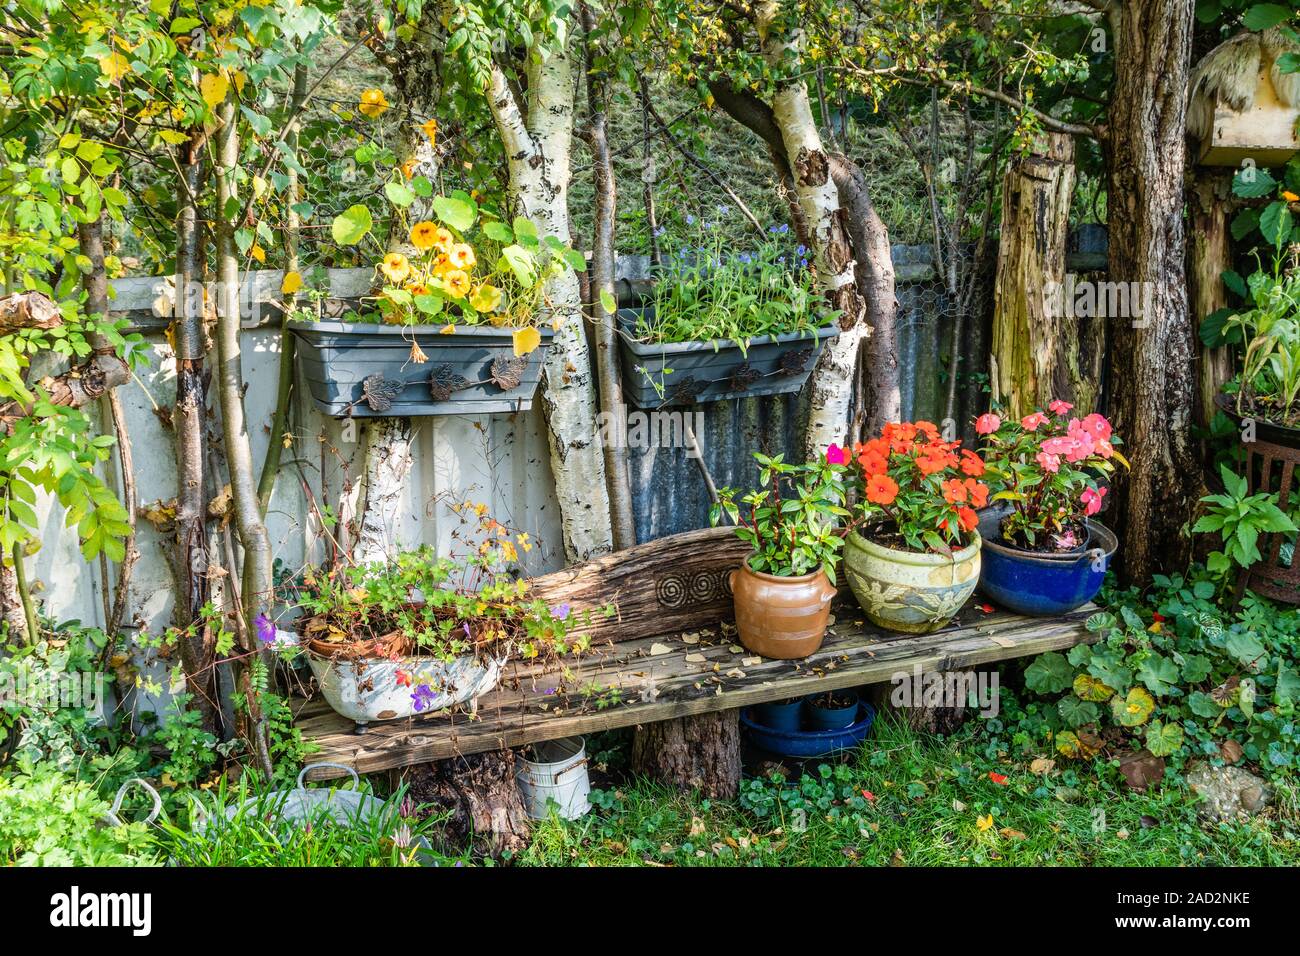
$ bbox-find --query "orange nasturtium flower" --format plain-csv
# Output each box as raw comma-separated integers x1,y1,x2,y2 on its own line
441,268,471,298
421,117,439,145
358,88,389,118
380,252,411,283
450,242,476,269
1284,190,1300,202
410,220,439,251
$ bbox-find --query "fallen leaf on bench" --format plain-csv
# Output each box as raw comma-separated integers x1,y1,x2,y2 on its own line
682,632,700,644
827,614,836,625
730,645,744,653
742,656,762,666
685,653,706,663
988,635,1016,648
725,668,746,678
650,643,672,656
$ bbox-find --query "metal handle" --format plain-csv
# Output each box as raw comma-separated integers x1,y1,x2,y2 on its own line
298,762,360,790
103,778,162,828
551,756,589,785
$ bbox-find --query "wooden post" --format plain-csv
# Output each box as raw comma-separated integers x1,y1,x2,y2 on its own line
990,132,1089,418
631,710,741,799
1189,169,1234,437
406,751,531,857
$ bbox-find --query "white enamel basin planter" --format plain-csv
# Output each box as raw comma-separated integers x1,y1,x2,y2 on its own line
277,628,504,732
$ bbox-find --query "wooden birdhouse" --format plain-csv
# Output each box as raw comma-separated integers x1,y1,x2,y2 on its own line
1189,28,1300,168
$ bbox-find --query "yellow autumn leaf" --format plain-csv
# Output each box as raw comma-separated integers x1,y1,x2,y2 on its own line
281,270,303,294
513,326,541,356
249,244,266,264
200,72,229,108
157,129,189,145
358,88,389,118
98,52,131,81
976,814,994,832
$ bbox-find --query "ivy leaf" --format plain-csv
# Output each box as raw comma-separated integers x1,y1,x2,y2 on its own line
1025,652,1074,694
331,204,373,245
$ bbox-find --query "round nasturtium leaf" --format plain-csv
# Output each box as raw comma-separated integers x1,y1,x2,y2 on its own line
331,204,373,245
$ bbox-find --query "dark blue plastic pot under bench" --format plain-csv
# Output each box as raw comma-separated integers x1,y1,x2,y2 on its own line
289,319,554,418
741,702,876,758
976,508,1118,616
753,698,804,732
803,692,860,731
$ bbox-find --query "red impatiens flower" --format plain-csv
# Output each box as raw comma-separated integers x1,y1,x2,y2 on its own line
957,506,979,533
960,449,986,477
862,790,876,802
942,478,969,505
866,473,899,505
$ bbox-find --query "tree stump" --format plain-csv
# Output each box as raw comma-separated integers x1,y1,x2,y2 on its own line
406,750,531,858
631,711,741,798
867,670,974,736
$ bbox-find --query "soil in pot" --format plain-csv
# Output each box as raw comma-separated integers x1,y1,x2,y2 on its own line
753,698,805,732
999,521,1091,555
804,691,860,731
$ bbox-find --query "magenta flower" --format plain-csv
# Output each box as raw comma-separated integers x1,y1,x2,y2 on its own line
1081,486,1107,516
826,443,848,465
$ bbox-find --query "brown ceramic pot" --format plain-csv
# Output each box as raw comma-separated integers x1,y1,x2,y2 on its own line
729,560,837,660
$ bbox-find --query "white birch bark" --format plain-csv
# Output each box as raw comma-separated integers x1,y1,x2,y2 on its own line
759,3,866,457
487,36,613,562
354,417,415,566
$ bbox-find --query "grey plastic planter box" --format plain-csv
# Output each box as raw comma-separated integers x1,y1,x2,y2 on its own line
289,319,553,418
616,307,840,408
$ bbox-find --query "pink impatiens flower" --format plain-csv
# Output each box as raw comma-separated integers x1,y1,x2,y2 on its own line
1081,486,1107,516
1080,412,1112,442
975,412,1002,435
1036,451,1061,473
1020,411,1049,431
826,443,849,465
1048,399,1074,415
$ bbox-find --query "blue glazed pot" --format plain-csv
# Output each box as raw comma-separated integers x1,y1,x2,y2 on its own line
976,509,1118,616
753,698,805,732
803,692,860,731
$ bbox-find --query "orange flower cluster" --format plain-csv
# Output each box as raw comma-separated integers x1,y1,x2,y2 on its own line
851,421,991,541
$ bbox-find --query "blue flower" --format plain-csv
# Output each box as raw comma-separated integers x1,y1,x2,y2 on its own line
686,214,696,225
411,683,437,713
551,602,571,621
796,244,808,256
255,613,275,644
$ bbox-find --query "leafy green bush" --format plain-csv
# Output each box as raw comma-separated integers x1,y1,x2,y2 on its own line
1017,570,1300,777
0,759,156,866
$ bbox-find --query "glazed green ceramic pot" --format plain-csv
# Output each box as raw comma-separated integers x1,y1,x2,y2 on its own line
844,531,982,634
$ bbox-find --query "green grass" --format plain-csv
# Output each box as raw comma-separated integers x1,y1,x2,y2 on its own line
518,717,1300,867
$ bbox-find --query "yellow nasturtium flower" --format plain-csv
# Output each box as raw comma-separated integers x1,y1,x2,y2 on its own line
358,88,389,118
449,242,476,269
380,252,411,283
409,221,439,251
442,268,471,298
469,283,502,313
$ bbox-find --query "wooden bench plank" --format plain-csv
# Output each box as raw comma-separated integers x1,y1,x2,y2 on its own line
297,602,1098,779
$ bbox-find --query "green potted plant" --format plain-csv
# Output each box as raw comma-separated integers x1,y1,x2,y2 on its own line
842,422,986,633
710,451,848,660
618,217,839,407
974,403,1125,615
270,508,607,732
291,182,586,417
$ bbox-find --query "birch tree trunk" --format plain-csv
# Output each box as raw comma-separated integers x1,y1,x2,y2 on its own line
1104,0,1198,584
487,32,613,562
757,5,866,457
350,11,443,567
990,133,1092,417
214,101,273,632
171,133,220,734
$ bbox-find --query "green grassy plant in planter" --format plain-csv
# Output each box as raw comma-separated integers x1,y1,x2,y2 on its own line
618,218,840,407
842,423,986,633
974,403,1126,616
291,183,587,417
270,505,611,731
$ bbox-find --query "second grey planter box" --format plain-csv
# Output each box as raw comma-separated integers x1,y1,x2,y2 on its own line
289,319,553,418
616,307,840,408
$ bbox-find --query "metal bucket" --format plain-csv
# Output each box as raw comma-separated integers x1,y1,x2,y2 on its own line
516,737,591,820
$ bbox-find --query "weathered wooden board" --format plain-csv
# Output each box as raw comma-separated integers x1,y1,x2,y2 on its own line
527,525,750,644
296,602,1098,779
